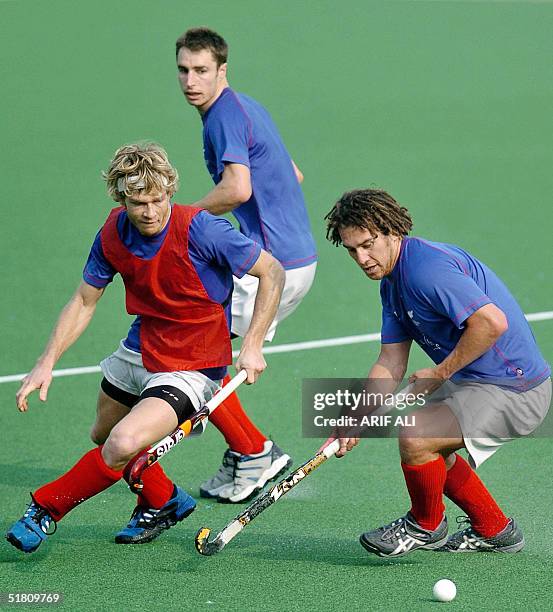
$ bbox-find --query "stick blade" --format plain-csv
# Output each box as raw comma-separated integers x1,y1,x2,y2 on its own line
127,452,151,493
195,527,225,556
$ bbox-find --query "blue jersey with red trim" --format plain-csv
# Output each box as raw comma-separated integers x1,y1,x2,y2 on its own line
83,206,261,379
202,88,317,270
380,237,550,391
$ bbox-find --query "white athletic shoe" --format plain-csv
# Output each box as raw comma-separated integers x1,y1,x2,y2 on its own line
199,449,236,499
203,441,293,503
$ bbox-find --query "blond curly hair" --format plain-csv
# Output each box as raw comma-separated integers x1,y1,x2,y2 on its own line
103,142,179,204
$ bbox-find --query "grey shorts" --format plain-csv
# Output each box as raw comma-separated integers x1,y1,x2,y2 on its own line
429,377,552,469
100,341,221,413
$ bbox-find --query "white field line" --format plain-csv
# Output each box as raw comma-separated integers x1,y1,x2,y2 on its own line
1,310,552,385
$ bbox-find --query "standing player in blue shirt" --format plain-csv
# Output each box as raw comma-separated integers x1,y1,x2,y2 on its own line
321,189,551,557
175,27,318,502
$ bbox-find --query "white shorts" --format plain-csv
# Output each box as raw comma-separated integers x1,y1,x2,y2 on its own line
231,262,316,340
429,378,551,469
100,341,221,412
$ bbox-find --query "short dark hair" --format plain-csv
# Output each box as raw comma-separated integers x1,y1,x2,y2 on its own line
175,27,228,66
325,189,413,246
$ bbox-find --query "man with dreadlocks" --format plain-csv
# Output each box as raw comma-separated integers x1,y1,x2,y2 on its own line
321,188,550,558
6,142,284,554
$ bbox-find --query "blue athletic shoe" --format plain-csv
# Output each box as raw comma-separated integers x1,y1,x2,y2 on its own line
6,498,56,554
115,485,196,544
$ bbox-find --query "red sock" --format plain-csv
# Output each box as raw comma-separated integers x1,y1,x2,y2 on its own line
208,375,266,454
444,454,508,537
401,457,446,531
122,459,174,509
34,446,122,521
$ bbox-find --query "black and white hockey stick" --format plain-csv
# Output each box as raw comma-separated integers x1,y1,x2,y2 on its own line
195,383,415,556
195,438,340,556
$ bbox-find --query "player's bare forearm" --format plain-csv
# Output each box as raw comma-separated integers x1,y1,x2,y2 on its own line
433,303,508,380
321,354,413,457
236,252,284,382
38,282,104,366
243,252,284,346
409,305,507,395
368,340,412,388
16,281,104,411
337,341,413,422
322,342,411,440
353,370,400,420
364,365,402,399
194,183,242,215
195,163,252,215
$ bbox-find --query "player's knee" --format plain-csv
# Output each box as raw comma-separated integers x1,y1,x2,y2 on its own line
90,423,107,446
398,432,430,463
103,429,140,466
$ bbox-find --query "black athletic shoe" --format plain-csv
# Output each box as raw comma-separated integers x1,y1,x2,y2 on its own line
360,512,448,558
436,516,524,553
115,486,196,544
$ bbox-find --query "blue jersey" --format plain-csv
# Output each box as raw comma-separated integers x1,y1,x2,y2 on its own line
380,237,550,391
201,88,317,270
83,206,261,380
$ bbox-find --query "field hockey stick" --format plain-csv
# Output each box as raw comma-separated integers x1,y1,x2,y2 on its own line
195,383,416,556
195,437,340,556
127,370,248,493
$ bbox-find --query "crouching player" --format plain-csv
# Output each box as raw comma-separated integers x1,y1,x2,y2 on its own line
6,142,284,553
322,189,551,557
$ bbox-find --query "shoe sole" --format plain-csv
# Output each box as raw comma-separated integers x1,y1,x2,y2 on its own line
359,533,449,558
199,484,230,499
218,455,294,504
6,532,41,554
435,537,525,553
493,538,525,553
115,505,196,545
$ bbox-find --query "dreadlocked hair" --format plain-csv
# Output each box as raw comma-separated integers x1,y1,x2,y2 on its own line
325,189,413,246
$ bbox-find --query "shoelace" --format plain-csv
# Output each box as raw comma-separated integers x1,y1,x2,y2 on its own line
24,502,57,535
227,452,240,479
205,451,237,484
382,518,409,542
452,516,492,550
454,516,476,539
455,515,471,530
233,449,273,486
131,506,159,527
215,450,237,478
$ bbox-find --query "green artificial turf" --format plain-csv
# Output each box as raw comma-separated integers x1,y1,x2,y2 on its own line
1,1,552,609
